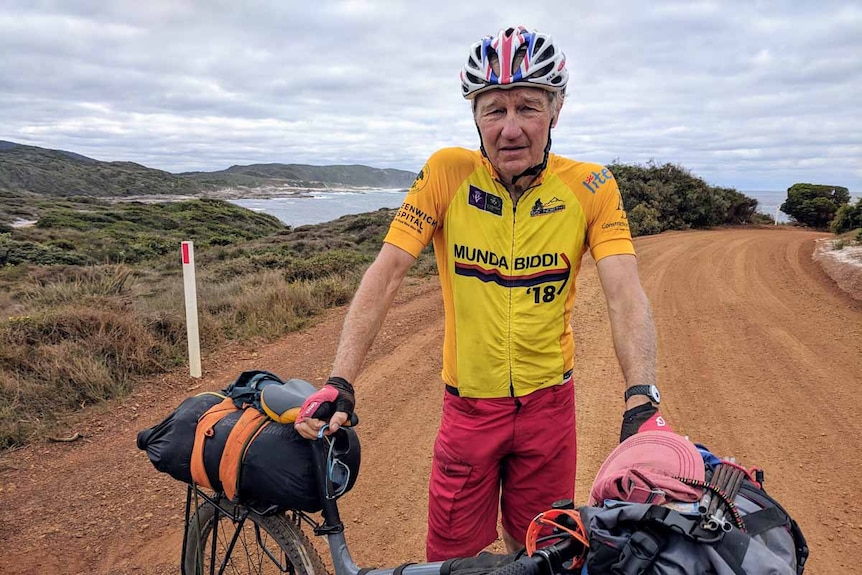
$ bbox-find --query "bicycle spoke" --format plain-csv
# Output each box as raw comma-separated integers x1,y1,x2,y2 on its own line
184,499,327,575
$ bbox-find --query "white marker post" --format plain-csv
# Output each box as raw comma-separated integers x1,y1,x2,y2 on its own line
181,241,202,378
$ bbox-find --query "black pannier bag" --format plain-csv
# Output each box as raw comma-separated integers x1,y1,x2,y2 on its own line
136,392,224,485
137,371,361,512
199,408,360,511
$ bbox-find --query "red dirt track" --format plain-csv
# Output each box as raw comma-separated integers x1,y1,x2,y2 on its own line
0,227,860,574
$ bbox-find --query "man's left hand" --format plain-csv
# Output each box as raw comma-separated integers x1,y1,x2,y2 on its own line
620,403,672,442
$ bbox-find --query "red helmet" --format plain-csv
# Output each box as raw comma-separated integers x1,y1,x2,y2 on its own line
460,26,568,100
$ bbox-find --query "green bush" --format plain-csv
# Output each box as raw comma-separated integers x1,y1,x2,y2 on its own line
781,183,850,228
0,236,93,266
610,161,759,235
627,204,662,237
831,198,862,235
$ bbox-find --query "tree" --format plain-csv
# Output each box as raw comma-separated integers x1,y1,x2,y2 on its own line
780,183,850,228
831,197,862,235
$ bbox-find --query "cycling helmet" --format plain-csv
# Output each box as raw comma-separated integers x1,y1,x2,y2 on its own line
461,26,568,100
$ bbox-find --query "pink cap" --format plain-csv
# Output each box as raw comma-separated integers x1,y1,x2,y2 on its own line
589,431,705,506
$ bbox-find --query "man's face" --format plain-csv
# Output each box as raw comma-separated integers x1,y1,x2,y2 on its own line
474,87,559,184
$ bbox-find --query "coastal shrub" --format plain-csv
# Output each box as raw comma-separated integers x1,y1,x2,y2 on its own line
14,199,286,266
781,183,850,228
283,250,373,282
627,204,662,237
610,161,758,234
830,198,862,235
0,237,93,266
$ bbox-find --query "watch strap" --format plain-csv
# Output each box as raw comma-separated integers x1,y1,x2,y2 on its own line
625,385,659,403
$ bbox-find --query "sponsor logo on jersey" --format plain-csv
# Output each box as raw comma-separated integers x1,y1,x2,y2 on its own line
408,163,430,195
395,202,438,233
530,196,566,217
468,185,503,216
453,243,571,288
601,221,629,230
582,167,614,194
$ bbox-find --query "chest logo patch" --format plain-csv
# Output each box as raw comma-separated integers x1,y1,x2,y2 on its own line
468,185,503,216
530,197,566,217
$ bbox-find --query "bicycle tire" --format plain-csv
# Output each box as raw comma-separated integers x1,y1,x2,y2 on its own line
184,498,328,575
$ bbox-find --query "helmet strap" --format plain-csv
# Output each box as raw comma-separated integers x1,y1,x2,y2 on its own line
475,122,489,160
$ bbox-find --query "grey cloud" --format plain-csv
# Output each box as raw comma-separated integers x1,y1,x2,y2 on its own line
0,0,860,191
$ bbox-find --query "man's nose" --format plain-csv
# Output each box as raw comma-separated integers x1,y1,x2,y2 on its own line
500,113,523,139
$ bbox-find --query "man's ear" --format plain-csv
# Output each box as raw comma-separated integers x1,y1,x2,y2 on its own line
550,99,563,128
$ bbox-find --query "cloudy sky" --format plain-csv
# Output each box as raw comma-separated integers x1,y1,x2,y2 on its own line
1,0,860,192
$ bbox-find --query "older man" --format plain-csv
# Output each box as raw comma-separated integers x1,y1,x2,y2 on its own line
296,25,668,560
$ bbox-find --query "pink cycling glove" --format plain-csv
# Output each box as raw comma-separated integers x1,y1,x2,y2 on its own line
296,377,355,424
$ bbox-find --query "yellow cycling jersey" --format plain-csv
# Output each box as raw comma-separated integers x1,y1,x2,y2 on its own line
384,147,635,398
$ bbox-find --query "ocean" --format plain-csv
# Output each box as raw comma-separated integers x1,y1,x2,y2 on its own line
229,189,407,227
230,188,858,227
743,191,792,223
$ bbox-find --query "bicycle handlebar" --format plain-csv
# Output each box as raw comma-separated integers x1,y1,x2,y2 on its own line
489,539,584,575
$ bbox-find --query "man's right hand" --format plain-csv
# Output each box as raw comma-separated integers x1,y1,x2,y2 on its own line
294,377,355,439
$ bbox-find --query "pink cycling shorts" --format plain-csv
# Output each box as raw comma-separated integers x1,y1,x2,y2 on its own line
426,380,577,561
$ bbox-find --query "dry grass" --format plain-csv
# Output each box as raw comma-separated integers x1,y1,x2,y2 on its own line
0,263,387,447
0,208,435,448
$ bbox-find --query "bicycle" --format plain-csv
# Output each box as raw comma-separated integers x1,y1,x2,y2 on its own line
180,420,587,575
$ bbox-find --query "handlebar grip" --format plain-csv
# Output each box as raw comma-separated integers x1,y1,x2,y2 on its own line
488,557,542,575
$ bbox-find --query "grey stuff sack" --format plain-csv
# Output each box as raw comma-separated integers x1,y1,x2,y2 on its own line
580,502,797,575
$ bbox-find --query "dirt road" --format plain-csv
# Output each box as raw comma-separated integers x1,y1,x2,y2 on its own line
1,227,859,574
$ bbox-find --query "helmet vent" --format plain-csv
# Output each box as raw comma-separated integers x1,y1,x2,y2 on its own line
465,71,484,85
512,45,527,71
531,63,554,79
534,37,545,53
485,45,501,77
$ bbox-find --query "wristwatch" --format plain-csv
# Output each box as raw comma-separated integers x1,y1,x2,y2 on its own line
624,385,661,404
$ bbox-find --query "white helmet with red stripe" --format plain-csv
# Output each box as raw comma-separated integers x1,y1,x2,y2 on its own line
461,26,568,100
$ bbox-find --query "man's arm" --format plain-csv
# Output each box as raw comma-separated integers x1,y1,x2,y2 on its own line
295,242,416,438
595,253,657,410
331,242,417,382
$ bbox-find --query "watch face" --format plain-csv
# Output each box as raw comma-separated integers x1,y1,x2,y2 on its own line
650,385,661,403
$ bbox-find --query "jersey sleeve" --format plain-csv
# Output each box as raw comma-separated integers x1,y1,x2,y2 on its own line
384,149,461,257
586,166,636,261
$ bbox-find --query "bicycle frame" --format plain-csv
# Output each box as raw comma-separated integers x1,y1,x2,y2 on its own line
308,431,447,575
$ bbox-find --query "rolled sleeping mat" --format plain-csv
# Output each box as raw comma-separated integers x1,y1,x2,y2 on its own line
260,378,317,423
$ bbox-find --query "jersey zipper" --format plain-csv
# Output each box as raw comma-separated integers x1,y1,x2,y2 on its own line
508,201,517,398
496,178,543,400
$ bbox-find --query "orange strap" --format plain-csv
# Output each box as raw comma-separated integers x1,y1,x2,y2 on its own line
525,508,590,570
219,407,269,501
191,398,238,490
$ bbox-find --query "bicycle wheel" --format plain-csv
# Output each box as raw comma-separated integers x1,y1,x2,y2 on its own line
184,498,328,575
